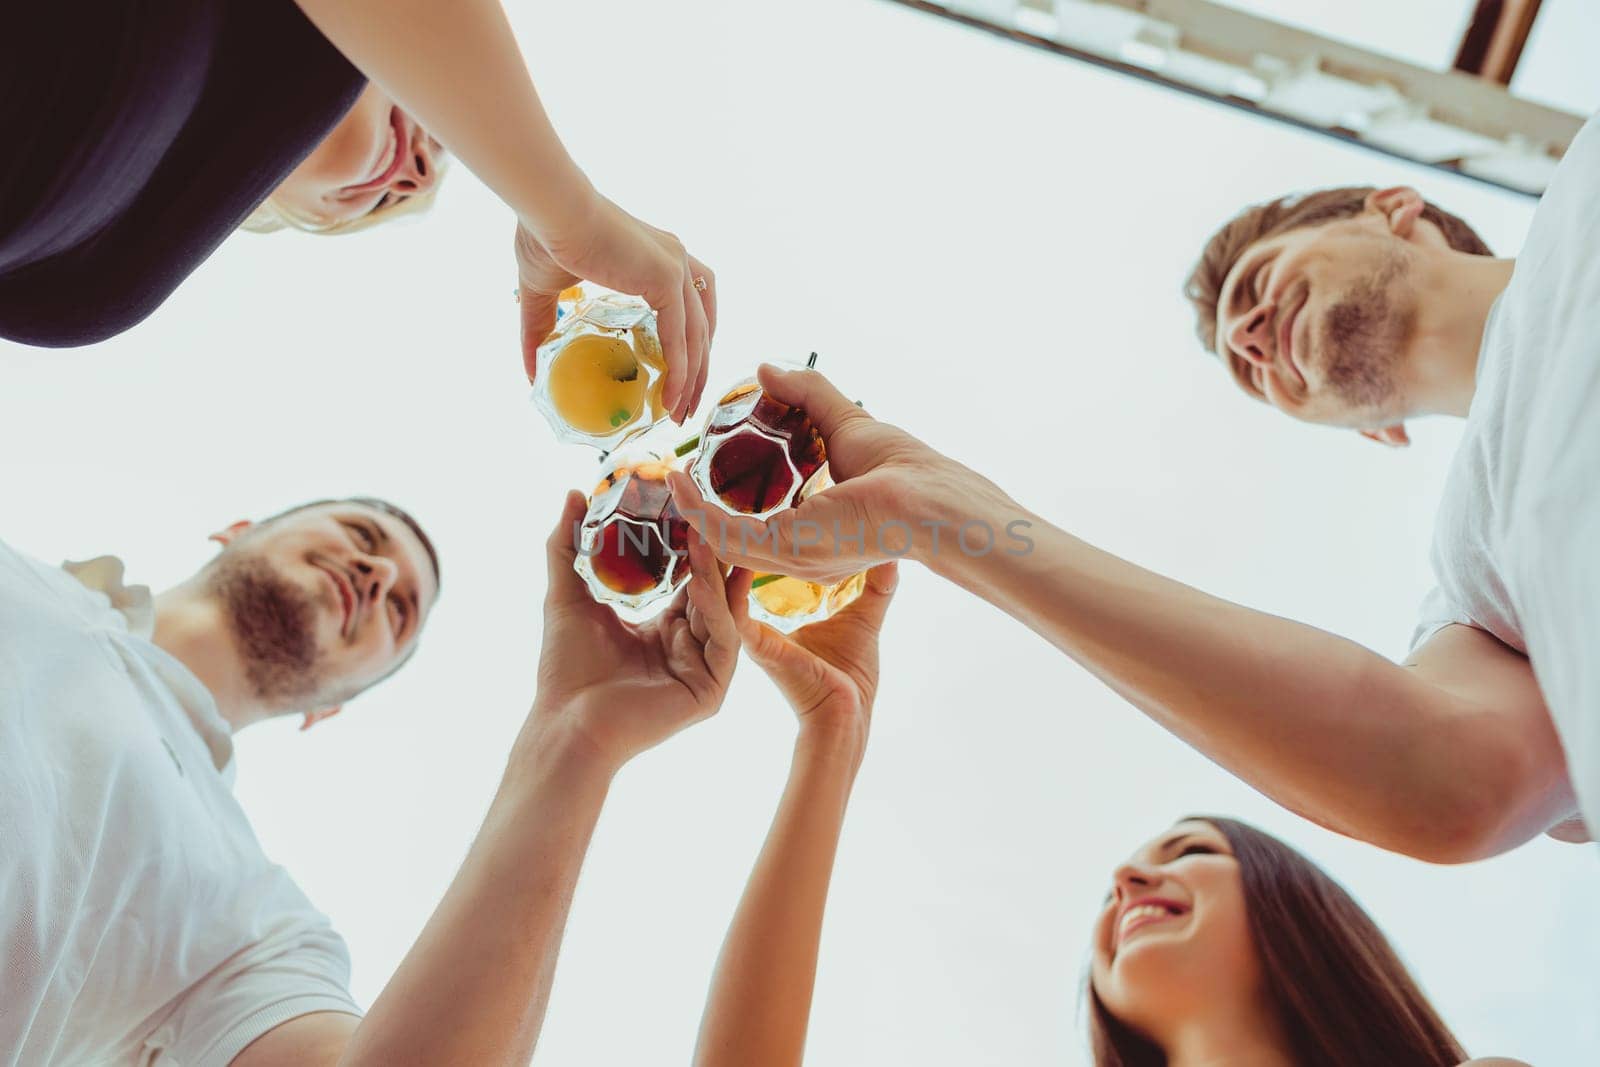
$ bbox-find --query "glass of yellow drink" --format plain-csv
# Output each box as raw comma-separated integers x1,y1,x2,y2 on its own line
531,292,669,450
747,571,867,633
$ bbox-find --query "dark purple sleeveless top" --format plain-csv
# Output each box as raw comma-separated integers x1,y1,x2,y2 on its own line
0,1,366,346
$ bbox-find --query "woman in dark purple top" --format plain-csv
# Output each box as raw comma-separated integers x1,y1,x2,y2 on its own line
1,2,365,347
1,0,716,417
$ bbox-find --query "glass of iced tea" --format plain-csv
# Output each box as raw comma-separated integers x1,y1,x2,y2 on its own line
688,357,827,521
531,292,669,451
572,455,691,617
747,571,867,633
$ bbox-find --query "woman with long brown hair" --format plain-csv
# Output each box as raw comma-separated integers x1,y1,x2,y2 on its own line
1086,817,1516,1067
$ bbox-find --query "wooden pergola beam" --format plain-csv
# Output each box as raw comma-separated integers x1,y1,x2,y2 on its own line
1454,0,1543,85
883,0,1582,196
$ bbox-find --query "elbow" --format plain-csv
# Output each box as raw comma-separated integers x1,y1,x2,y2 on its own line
1394,721,1562,865
1399,795,1516,866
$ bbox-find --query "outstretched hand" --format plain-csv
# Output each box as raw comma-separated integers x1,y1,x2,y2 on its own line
516,201,716,424
531,491,742,771
669,364,970,584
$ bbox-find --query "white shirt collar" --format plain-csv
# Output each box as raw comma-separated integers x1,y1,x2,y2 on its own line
61,555,236,776
62,555,154,637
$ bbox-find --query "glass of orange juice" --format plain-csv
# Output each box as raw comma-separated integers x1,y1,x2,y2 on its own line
531,292,669,450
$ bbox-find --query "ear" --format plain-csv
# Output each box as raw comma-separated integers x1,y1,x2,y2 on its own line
299,705,343,732
209,520,253,548
1364,187,1425,239
1359,424,1410,448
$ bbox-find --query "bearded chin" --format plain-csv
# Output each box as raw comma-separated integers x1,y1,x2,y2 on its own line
1320,253,1416,415
206,554,327,709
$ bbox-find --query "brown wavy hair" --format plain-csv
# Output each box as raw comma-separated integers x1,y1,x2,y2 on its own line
1087,817,1468,1067
1184,188,1492,356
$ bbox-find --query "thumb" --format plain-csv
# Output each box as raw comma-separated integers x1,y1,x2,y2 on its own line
521,287,559,384
740,615,833,710
756,364,871,440
545,490,593,608
840,561,899,635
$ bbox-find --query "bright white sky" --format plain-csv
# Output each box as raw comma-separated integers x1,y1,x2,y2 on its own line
2,1,1596,1063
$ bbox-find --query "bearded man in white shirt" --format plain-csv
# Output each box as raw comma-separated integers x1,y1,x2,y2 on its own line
1,491,741,1065
1183,128,1600,852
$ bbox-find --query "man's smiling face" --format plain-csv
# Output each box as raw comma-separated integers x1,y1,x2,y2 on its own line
1213,211,1419,431
204,501,439,714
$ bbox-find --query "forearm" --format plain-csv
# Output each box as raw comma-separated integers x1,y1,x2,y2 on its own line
340,713,613,1067
293,0,593,234
694,729,862,1067
915,473,1508,859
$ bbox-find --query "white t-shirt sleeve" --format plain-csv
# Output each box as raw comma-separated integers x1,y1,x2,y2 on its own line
1408,584,1472,656
1511,417,1600,840
142,909,361,1066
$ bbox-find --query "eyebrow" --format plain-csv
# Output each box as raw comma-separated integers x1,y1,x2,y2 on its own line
1156,832,1197,856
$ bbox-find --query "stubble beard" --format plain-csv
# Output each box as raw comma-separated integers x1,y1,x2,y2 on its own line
205,552,328,710
1319,252,1416,419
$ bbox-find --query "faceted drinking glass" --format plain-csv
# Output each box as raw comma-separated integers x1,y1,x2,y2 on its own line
572,456,691,618
747,571,867,633
688,376,827,522
531,292,669,451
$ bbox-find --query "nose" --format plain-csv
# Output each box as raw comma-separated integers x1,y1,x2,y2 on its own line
390,125,437,197
1227,300,1277,369
1111,861,1161,903
352,554,399,606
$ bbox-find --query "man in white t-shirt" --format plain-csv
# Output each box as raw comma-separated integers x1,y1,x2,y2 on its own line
664,114,1600,866
1181,115,1600,849
1,491,743,1065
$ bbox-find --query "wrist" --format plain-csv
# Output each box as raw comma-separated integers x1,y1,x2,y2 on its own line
510,698,622,785
904,462,1022,577
795,714,868,771
517,170,600,252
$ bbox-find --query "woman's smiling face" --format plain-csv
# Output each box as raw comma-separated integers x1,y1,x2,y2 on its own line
1090,819,1263,1038
270,86,441,229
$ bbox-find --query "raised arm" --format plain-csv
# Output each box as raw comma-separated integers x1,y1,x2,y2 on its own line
922,496,1574,862
291,0,713,418
693,564,899,1067
234,493,742,1066
668,365,1576,864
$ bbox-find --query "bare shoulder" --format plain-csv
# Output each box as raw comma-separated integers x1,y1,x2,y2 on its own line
1459,1058,1535,1066
230,1011,360,1067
